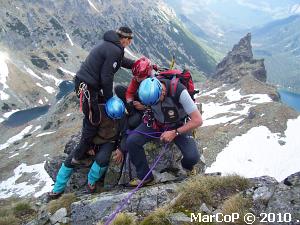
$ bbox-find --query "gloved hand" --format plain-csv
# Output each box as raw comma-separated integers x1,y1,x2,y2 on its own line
152,64,159,71
127,101,135,115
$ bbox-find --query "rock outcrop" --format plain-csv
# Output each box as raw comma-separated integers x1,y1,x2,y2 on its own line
45,131,206,194
212,33,267,83
28,171,300,225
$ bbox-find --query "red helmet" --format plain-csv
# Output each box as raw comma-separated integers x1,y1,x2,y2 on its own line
132,57,152,78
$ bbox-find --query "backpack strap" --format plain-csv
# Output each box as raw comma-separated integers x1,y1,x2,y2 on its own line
170,77,179,98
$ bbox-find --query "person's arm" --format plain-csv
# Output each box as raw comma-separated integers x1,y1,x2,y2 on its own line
125,78,139,103
122,56,134,69
113,117,128,164
160,90,202,142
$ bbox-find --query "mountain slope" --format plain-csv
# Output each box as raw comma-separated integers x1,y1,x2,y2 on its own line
0,0,218,198
252,15,300,92
0,0,217,115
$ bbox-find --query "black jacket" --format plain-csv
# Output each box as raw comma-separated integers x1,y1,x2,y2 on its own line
76,30,134,100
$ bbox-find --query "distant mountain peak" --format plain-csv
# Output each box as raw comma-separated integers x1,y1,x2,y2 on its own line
213,33,267,83
232,33,253,59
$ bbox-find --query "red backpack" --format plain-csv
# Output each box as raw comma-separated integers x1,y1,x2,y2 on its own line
156,69,199,100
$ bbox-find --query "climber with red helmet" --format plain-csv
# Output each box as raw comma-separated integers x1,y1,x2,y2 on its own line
114,56,156,129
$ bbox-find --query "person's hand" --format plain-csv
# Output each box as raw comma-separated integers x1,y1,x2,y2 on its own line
133,101,145,111
127,101,135,115
87,149,95,156
113,149,124,164
152,64,159,71
160,130,176,143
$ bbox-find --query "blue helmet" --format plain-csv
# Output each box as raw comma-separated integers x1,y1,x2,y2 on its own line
105,96,125,119
138,77,162,106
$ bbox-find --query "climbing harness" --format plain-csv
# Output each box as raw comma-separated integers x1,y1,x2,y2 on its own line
77,82,101,126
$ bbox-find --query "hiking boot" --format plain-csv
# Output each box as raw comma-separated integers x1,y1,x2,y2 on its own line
47,191,62,202
87,183,96,193
126,177,155,188
186,166,197,177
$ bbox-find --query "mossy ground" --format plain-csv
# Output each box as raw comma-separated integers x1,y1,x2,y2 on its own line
47,193,77,215
97,174,252,225
0,198,36,225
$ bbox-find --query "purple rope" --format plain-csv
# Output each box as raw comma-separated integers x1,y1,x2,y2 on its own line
126,129,163,139
104,130,169,225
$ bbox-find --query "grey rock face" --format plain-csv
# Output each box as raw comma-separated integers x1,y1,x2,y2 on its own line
213,33,267,83
263,172,300,225
245,173,300,225
45,138,205,193
49,208,67,224
71,183,178,225
168,212,192,225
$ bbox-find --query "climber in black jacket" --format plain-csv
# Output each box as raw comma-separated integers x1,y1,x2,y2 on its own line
73,27,134,164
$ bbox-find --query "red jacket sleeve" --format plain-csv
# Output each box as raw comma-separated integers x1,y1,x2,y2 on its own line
126,78,139,102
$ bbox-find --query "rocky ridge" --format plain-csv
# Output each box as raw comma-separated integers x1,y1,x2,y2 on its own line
212,33,267,83
1,18,299,225
29,33,300,224
0,0,217,185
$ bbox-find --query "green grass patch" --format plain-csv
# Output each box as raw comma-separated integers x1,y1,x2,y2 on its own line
221,194,253,225
173,175,250,210
140,208,171,225
0,216,19,225
47,193,78,214
97,213,136,225
0,198,36,225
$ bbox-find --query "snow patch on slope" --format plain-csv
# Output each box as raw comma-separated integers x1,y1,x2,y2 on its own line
59,67,76,76
36,82,56,94
66,33,74,46
0,162,53,198
201,88,272,127
41,73,62,86
87,0,100,12
24,66,42,80
206,116,300,181
36,131,56,137
0,125,33,151
0,52,10,100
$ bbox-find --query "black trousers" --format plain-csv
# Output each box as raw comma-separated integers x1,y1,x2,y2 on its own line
73,89,101,160
65,141,115,168
127,123,200,180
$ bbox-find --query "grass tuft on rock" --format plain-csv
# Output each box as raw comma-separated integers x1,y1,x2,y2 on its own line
0,216,19,225
173,174,250,210
97,212,136,225
221,194,252,225
140,207,171,225
47,193,77,214
0,198,36,225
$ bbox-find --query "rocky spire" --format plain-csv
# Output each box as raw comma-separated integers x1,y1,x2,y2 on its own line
213,33,267,83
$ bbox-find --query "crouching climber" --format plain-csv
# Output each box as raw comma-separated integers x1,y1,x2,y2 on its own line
48,96,127,200
126,77,203,187
114,56,155,130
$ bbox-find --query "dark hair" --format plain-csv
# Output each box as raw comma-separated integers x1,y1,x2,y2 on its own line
116,26,133,39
